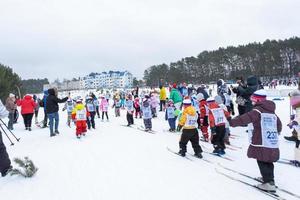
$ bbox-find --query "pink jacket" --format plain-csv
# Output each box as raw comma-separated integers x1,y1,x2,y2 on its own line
100,99,109,112
150,96,159,108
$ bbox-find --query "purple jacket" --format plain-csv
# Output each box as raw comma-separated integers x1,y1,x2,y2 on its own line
150,96,159,108
229,100,282,162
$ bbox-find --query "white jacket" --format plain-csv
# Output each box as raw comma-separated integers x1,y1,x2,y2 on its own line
0,100,9,118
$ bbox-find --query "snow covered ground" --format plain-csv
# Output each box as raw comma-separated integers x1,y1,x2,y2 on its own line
0,87,300,200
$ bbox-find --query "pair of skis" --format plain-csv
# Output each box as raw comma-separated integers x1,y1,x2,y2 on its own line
121,124,156,134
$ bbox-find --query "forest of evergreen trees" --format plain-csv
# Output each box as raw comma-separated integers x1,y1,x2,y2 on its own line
143,37,300,86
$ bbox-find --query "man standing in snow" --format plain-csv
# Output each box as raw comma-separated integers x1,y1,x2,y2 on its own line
0,99,12,177
229,90,282,192
46,88,68,137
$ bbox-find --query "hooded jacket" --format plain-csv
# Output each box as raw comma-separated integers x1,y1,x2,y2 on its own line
17,95,36,114
46,89,68,114
5,97,16,113
179,105,198,129
169,88,182,104
229,100,282,162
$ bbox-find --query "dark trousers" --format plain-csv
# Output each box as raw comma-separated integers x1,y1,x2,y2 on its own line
179,128,202,154
115,108,120,117
102,112,109,120
257,160,274,183
168,118,176,130
126,112,134,125
43,109,48,127
22,113,34,128
96,106,100,118
87,112,96,129
160,100,166,111
0,132,11,175
211,125,226,150
143,118,152,129
8,112,14,130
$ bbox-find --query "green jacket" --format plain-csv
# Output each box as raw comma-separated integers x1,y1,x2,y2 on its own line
169,88,182,104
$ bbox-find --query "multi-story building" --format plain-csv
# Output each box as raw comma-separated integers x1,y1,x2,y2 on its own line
80,71,133,89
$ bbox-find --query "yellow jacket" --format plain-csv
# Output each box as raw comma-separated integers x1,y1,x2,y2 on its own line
179,105,198,129
160,87,167,100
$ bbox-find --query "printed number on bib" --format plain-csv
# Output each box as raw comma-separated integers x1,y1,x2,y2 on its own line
261,113,279,148
211,108,226,125
76,109,87,120
185,114,198,127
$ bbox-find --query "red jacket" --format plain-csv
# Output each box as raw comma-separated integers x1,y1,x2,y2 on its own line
208,102,230,128
17,95,36,114
199,99,208,119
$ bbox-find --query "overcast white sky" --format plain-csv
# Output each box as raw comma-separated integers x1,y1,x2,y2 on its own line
0,0,299,81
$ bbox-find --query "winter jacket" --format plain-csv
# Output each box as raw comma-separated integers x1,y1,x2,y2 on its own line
134,98,140,109
46,88,68,114
150,96,159,108
236,76,258,112
169,88,182,104
86,98,96,112
159,87,167,101
165,106,176,120
71,103,90,121
100,99,109,112
199,100,208,119
179,105,198,129
5,97,16,113
141,100,152,119
196,87,209,100
208,102,230,128
229,100,282,163
0,100,9,118
41,90,49,111
17,95,36,115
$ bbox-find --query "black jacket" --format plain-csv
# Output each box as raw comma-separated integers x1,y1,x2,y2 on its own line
46,89,68,114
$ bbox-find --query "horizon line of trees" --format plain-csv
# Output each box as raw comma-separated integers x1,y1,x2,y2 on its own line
143,37,300,86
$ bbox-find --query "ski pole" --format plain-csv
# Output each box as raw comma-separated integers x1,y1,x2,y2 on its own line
0,126,14,146
0,119,20,142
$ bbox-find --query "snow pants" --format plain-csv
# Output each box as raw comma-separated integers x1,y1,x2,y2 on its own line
76,120,87,136
126,112,134,125
168,118,176,130
179,128,202,154
143,118,152,129
257,160,274,183
211,125,226,150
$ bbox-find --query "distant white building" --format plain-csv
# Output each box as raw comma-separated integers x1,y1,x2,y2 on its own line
43,81,82,91
80,71,133,89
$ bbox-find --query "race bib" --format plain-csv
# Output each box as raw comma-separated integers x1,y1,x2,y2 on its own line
76,109,87,120
115,101,121,108
143,106,152,119
167,107,175,119
126,101,134,111
261,113,279,148
87,103,95,112
211,108,226,125
67,103,74,112
185,114,198,127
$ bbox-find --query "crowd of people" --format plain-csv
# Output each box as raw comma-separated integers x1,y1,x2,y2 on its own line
0,75,299,193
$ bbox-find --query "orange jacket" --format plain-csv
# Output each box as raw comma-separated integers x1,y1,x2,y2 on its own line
208,102,230,128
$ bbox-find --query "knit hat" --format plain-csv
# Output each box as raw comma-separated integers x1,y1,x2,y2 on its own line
172,83,177,88
196,93,204,101
183,98,192,105
206,97,215,103
250,89,267,103
9,93,15,98
214,95,223,105
76,99,83,103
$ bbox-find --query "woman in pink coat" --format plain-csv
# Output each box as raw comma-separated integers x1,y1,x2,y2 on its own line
17,95,36,131
100,97,109,121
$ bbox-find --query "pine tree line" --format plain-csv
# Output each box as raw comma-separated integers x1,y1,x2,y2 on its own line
143,37,300,86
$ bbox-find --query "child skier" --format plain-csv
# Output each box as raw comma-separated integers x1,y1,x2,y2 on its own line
86,96,96,129
141,97,153,131
214,95,231,145
134,96,141,118
207,97,230,155
71,99,90,138
229,90,282,192
165,99,177,132
125,94,134,126
197,93,209,142
62,97,75,127
112,96,121,117
100,96,109,121
177,98,203,158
